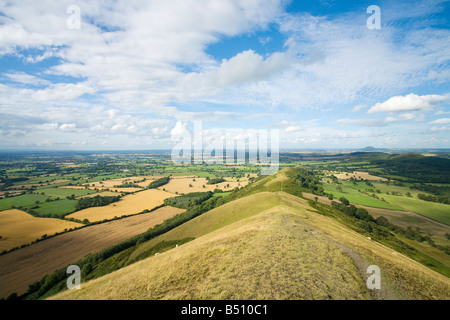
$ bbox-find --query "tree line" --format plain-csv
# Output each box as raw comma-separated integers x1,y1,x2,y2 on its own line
75,195,121,211
148,176,170,189
164,191,213,209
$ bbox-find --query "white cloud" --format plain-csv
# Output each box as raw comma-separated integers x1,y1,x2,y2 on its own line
31,83,95,102
285,125,303,133
352,105,366,112
367,93,450,113
337,118,388,127
37,122,59,130
430,118,450,124
3,72,50,86
215,50,290,86
170,122,190,140
0,1,449,149
59,123,76,131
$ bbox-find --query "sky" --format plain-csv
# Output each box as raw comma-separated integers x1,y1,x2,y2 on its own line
0,0,449,150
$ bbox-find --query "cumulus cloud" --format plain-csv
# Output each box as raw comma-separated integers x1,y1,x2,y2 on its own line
170,122,190,140
0,1,449,149
367,93,450,113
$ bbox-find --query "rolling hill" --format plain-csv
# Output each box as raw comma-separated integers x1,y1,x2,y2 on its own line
49,168,450,300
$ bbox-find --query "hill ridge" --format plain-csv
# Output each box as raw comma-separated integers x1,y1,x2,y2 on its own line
50,187,450,300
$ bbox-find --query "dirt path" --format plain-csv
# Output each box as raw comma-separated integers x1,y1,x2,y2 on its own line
0,206,184,298
309,227,400,300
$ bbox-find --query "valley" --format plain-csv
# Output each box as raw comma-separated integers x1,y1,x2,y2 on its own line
0,150,449,300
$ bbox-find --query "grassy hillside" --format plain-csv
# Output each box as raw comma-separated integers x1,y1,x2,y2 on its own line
49,167,450,300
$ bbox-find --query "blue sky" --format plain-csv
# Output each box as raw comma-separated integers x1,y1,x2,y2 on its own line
0,0,449,150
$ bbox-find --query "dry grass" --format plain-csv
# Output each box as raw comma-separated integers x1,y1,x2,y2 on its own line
334,171,388,181
160,177,249,194
51,190,450,300
129,192,281,261
66,189,174,222
0,209,82,252
264,171,289,187
0,206,184,298
83,176,155,189
87,187,142,193
50,204,370,300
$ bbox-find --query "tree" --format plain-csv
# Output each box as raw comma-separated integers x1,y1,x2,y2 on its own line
375,216,390,227
339,196,349,206
314,196,318,202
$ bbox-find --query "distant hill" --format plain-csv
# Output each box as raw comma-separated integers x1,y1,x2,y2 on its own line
49,167,450,300
360,146,384,152
375,153,450,183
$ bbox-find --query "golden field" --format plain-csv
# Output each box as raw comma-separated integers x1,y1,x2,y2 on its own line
333,171,389,181
84,176,156,189
0,209,82,252
66,189,174,222
0,206,185,298
160,177,249,194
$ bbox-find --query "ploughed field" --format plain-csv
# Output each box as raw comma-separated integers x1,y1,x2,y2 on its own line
0,205,185,298
0,209,83,252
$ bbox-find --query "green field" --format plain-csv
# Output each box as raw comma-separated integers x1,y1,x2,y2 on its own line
0,194,48,211
381,195,450,226
322,183,401,210
31,199,77,218
324,180,450,226
213,191,233,197
36,188,97,198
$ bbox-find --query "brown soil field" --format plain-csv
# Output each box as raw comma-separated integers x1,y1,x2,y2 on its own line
160,177,249,194
0,205,185,298
333,171,388,181
66,189,174,222
0,209,83,252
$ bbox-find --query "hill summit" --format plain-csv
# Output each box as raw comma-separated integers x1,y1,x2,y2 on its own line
50,167,450,300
